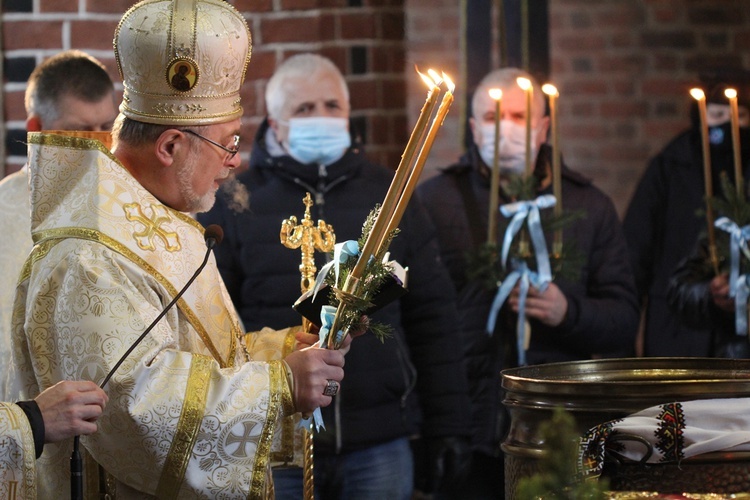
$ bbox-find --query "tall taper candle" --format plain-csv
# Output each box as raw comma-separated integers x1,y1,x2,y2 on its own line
385,74,455,248
517,77,533,178
487,88,503,245
690,88,719,275
542,83,562,256
725,88,744,199
354,71,441,281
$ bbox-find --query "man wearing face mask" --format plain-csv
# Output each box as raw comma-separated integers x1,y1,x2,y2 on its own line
624,75,750,358
198,53,471,499
417,67,638,498
625,76,750,358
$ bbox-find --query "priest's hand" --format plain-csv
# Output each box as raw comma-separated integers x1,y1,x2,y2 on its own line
35,380,109,443
284,347,345,414
509,282,568,327
710,273,734,313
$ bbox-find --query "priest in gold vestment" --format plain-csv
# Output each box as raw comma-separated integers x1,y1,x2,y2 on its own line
10,0,350,498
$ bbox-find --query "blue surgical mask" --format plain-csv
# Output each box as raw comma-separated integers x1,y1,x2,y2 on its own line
477,120,538,175
285,116,351,166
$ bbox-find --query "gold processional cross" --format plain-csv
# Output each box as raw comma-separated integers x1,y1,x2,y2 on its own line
280,192,335,500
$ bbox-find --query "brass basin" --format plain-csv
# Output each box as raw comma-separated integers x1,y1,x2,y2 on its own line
501,357,750,497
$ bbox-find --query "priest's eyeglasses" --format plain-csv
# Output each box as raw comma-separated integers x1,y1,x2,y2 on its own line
182,129,240,160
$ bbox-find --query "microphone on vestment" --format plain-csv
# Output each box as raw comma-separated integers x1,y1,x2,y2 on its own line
71,224,223,500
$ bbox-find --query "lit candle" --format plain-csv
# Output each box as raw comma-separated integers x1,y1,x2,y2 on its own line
352,68,441,284
542,83,562,256
385,72,455,245
690,87,719,274
326,69,451,349
517,77,533,177
725,88,744,199
487,88,503,245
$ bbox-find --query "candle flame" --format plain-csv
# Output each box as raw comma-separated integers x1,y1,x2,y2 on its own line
427,69,443,87
416,67,438,90
488,88,502,100
542,83,558,97
442,72,455,93
516,77,532,91
690,88,705,101
725,88,738,99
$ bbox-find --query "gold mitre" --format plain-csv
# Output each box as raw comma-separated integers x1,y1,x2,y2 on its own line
114,0,251,126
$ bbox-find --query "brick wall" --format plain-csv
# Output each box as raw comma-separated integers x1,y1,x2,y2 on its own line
3,1,750,216
1,0,407,175
551,0,750,215
405,0,750,215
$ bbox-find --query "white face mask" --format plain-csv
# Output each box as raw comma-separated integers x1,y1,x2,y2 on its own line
284,116,351,166
477,120,539,175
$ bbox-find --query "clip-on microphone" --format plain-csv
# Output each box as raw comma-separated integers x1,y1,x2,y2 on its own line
70,225,223,500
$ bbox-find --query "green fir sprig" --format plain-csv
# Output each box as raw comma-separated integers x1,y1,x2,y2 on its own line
517,407,609,500
695,172,750,273
464,207,586,291
323,205,396,343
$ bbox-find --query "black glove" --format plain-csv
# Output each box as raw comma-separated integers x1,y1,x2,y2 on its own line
425,436,472,493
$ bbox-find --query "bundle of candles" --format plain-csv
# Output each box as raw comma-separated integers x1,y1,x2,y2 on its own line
323,68,455,350
485,78,563,256
690,86,745,275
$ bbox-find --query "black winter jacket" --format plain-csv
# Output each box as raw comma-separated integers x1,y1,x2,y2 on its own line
665,238,747,358
417,145,639,454
198,120,471,454
623,127,750,356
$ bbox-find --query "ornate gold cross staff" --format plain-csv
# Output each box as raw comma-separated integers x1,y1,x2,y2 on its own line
280,192,335,500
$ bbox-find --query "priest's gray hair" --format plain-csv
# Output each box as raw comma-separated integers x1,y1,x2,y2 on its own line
111,114,208,149
265,53,350,120
472,68,547,121
25,50,114,127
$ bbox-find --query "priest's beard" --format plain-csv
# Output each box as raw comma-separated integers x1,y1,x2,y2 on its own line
177,153,223,214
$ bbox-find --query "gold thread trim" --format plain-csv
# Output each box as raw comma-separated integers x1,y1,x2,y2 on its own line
27,131,116,163
271,329,298,460
156,353,212,499
249,361,285,499
29,227,234,368
3,404,36,497
19,238,57,284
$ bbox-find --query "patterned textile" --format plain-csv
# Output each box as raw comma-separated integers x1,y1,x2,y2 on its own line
0,168,32,401
579,398,750,480
10,133,295,499
0,402,36,500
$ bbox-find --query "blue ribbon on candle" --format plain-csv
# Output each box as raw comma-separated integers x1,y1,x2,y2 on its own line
485,260,549,366
499,195,556,285
715,217,750,298
312,240,360,300
734,275,750,336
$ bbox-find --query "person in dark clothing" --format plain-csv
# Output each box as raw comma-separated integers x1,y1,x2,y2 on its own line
417,67,639,499
666,240,748,358
197,53,471,500
623,79,750,357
